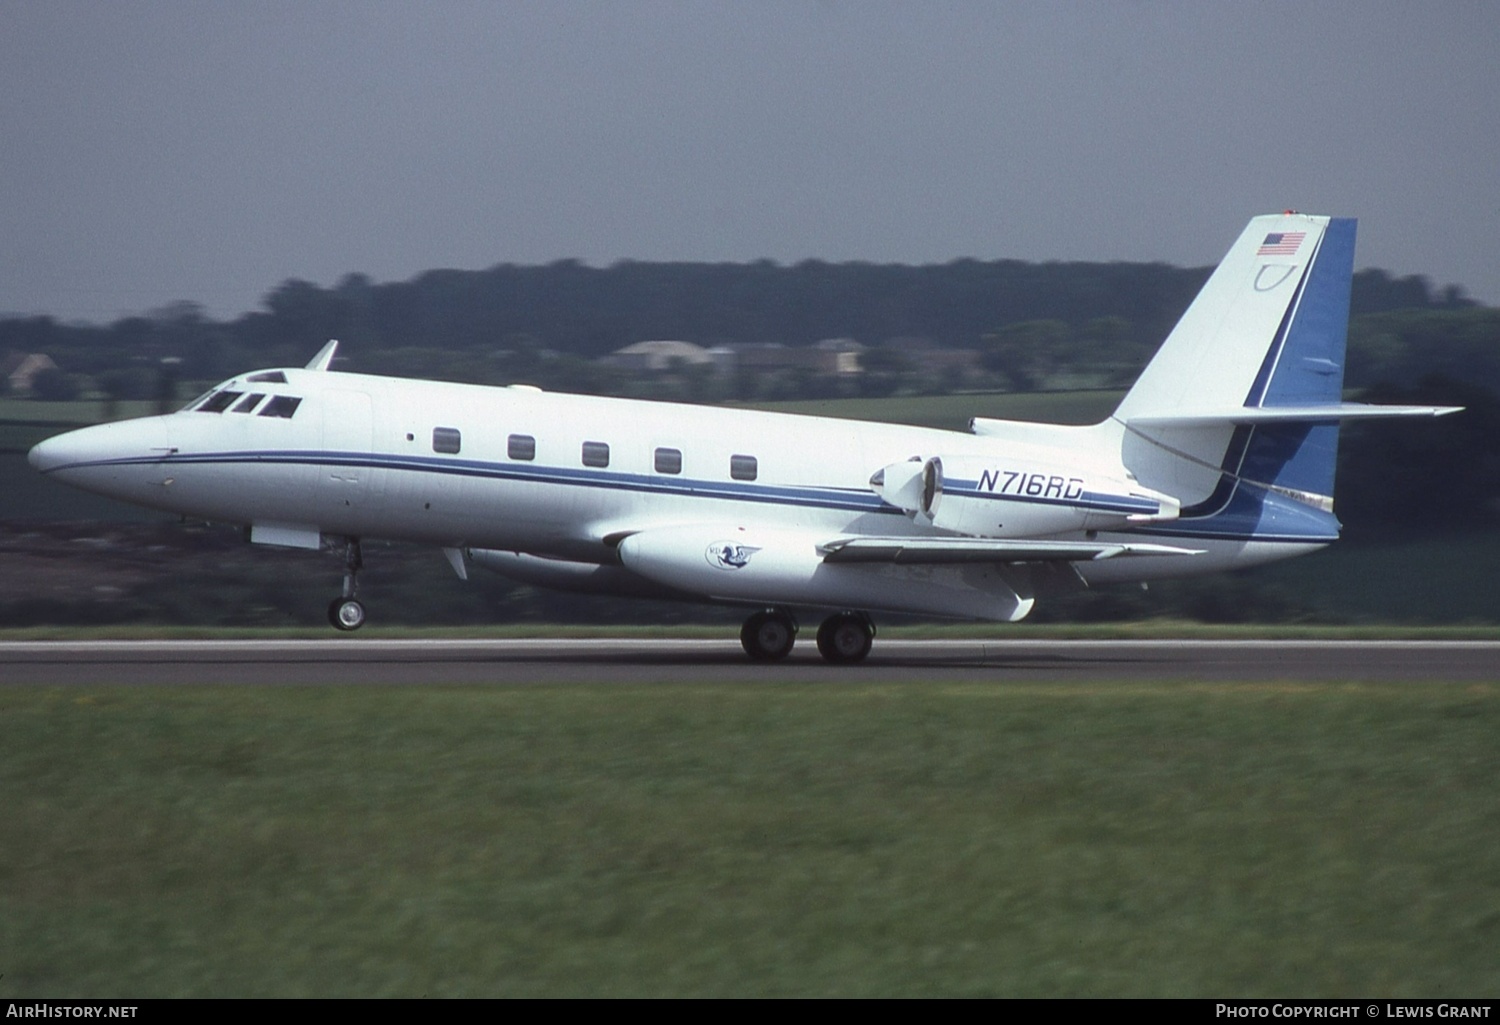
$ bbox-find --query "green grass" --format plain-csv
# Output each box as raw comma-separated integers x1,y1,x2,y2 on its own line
1258,535,1500,624
0,398,165,424
3,680,1497,996
735,389,1122,430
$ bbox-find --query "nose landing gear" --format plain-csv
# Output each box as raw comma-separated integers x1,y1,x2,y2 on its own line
327,537,366,631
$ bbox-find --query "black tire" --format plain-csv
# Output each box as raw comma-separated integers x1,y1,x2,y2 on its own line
816,612,873,664
329,597,366,632
741,610,796,660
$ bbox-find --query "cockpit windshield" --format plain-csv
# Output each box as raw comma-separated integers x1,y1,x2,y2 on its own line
179,388,217,412
185,373,304,418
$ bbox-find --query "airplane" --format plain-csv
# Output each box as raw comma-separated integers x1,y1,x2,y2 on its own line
28,214,1458,662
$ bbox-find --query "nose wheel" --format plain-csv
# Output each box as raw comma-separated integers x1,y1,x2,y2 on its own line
328,597,366,631
327,538,366,632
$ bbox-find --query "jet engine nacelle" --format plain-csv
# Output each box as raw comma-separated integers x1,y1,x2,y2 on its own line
872,454,1179,538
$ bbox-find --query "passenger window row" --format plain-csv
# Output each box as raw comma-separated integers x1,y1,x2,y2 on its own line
432,429,759,481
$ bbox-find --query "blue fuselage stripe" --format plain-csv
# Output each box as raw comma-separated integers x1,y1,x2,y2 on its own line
49,449,905,516
944,479,1157,516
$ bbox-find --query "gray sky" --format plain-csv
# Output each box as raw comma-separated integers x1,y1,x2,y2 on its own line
3,1,1497,323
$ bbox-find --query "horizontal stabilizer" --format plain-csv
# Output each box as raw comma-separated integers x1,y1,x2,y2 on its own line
1128,403,1462,428
818,536,1202,564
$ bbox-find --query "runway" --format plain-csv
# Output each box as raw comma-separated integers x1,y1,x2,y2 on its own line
2,637,1498,685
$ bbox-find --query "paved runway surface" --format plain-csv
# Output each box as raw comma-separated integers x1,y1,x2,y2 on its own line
2,638,1498,685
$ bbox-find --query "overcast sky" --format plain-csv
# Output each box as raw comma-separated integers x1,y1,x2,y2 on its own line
2,1,1496,323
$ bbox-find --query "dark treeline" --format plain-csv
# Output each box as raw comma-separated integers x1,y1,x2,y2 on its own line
0,260,1481,398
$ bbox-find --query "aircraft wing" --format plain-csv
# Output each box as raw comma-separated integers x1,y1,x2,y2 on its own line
817,536,1202,564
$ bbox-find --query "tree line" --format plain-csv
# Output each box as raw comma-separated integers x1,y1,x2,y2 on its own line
0,260,1481,400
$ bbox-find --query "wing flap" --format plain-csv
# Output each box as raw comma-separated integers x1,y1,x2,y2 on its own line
818,536,1202,564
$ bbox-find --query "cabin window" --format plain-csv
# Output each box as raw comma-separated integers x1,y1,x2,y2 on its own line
231,393,265,414
654,447,682,474
581,441,610,468
730,454,758,481
258,396,302,419
246,371,288,384
432,427,462,454
197,390,243,413
508,434,536,461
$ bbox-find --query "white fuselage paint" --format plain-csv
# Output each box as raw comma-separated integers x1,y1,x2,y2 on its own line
32,366,1315,621
33,215,1461,632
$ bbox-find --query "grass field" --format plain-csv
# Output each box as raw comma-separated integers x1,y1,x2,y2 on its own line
3,679,1497,997
738,389,1122,429
0,398,163,425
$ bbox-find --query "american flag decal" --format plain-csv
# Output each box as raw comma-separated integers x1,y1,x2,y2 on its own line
1258,231,1306,256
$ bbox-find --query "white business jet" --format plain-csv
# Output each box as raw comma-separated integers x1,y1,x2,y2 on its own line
29,215,1456,661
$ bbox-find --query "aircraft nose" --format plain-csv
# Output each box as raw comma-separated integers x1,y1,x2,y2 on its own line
28,433,68,473
29,426,110,474
28,420,165,476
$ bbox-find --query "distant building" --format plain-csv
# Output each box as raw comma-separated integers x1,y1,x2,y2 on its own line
812,338,865,375
878,337,982,374
602,340,716,372
728,341,865,376
0,352,58,395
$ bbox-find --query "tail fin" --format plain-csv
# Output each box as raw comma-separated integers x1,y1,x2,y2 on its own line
1113,214,1457,542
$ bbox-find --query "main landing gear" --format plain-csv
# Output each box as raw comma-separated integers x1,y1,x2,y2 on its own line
327,537,366,631
815,611,875,664
741,608,797,660
739,608,876,664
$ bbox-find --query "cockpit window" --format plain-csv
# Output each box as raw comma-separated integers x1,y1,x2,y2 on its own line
197,390,243,413
246,371,288,384
180,389,216,412
258,396,303,419
231,393,266,413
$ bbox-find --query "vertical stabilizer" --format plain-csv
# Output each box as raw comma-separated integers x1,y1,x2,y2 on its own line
1114,214,1343,424
1113,214,1356,542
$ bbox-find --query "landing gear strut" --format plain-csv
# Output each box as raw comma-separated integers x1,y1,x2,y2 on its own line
816,611,875,664
327,537,366,631
740,608,797,660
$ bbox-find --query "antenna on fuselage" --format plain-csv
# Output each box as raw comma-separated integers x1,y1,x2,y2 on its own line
306,339,339,371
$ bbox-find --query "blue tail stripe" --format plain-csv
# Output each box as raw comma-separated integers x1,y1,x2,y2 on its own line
1261,218,1356,409
1242,217,1356,500
1165,218,1355,542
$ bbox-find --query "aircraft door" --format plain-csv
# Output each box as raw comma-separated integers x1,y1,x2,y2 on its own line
319,389,379,529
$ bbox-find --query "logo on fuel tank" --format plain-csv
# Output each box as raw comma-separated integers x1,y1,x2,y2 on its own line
706,541,761,570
